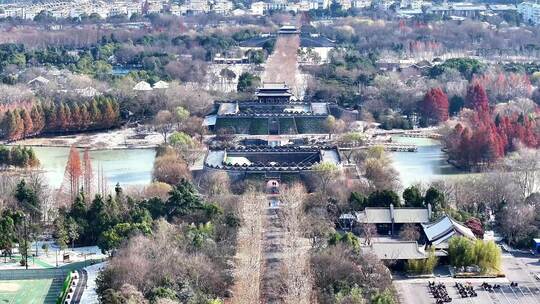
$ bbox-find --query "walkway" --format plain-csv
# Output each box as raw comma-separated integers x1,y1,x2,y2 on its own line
78,262,107,304
259,184,313,304
229,192,265,304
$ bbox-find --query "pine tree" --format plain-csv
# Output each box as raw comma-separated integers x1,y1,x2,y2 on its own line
1,110,16,140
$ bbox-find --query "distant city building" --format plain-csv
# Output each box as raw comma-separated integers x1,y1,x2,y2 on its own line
250,1,266,15
374,0,396,10
427,3,487,18
400,0,423,9
352,0,372,9
518,1,540,25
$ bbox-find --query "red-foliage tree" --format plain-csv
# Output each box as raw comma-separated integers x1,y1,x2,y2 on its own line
63,145,82,202
21,109,33,138
82,148,93,201
466,83,490,113
0,98,120,140
420,87,449,125
464,217,484,238
30,104,45,134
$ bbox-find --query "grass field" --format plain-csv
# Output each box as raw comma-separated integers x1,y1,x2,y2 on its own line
0,279,53,304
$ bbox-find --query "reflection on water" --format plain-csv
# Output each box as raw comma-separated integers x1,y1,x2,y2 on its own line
391,136,464,187
32,147,156,189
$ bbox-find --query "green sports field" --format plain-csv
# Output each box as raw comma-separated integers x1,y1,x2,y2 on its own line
0,279,53,304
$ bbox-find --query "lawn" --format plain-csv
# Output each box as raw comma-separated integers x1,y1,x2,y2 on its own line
0,279,53,304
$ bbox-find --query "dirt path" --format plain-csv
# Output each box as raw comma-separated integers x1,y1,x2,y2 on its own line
262,34,304,99
229,192,265,304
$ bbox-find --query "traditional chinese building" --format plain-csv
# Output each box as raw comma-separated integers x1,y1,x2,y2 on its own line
206,82,331,135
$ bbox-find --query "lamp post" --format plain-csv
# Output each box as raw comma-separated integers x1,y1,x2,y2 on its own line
23,215,28,270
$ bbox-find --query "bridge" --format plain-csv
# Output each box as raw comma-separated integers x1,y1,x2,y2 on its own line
372,128,442,139
340,142,418,152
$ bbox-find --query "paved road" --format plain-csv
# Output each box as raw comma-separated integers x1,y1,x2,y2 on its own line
70,269,88,304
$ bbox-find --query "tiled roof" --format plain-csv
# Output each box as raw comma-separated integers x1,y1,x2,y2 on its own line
362,241,427,260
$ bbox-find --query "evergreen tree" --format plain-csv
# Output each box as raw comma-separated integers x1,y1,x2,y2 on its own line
403,186,424,207
14,179,41,221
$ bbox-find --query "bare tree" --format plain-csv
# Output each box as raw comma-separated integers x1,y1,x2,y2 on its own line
311,162,340,196
360,223,377,245
201,171,230,198
153,110,175,144
503,148,540,200
399,224,420,241
230,190,265,304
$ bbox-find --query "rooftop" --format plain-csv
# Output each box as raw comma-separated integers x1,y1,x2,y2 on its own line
422,215,476,244
204,146,341,172
133,81,152,91
356,207,431,224
278,25,300,34
361,241,427,260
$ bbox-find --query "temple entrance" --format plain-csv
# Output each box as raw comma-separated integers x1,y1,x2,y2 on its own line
269,117,279,135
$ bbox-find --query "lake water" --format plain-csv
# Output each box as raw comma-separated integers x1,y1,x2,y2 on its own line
391,136,465,187
32,147,156,189
30,137,463,190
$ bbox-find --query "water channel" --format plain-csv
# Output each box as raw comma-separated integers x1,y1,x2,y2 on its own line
29,136,467,190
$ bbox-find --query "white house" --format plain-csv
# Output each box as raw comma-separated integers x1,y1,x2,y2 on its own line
153,80,169,89
133,81,153,91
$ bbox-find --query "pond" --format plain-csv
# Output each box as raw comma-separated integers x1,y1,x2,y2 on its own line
32,147,156,189
390,136,466,187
